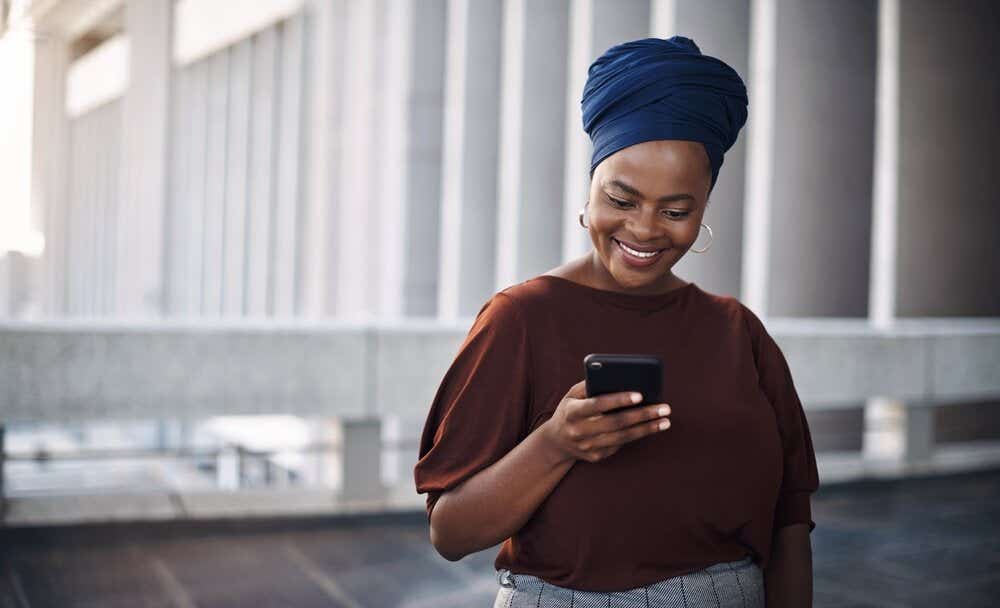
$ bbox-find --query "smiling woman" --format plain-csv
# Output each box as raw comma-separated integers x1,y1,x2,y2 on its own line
415,35,818,608
581,139,713,294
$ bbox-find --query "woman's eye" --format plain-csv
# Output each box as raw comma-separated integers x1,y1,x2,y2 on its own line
608,197,634,209
663,210,690,220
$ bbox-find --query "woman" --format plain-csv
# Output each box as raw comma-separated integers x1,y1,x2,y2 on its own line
414,36,819,607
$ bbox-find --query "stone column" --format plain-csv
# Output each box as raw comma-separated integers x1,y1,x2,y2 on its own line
245,27,278,317
437,0,503,319
271,13,306,318
202,50,229,316
0,22,69,317
32,30,70,318
894,0,1000,317
768,0,877,318
116,0,173,317
495,0,571,289
221,38,253,316
341,418,384,501
299,0,347,319
332,0,382,319
740,0,776,317
869,0,899,329
377,0,448,318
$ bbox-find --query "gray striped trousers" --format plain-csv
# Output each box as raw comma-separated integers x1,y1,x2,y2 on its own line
492,555,763,608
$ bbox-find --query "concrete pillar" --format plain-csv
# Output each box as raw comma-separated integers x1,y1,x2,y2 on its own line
742,0,877,319
740,0,776,317
863,398,934,469
0,24,69,317
221,39,253,317
185,61,210,315
202,51,229,316
378,0,448,318
768,1,877,318
895,0,1000,317
561,0,650,263
656,0,750,298
271,13,306,318
341,418,384,501
496,0,571,289
217,444,243,490
31,31,70,318
903,403,934,466
863,398,903,463
245,27,278,317
869,0,899,329
300,0,347,319
116,0,173,317
94,103,120,317
333,0,382,319
438,0,504,319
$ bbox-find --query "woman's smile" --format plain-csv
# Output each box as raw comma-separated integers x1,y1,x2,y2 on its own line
612,237,667,268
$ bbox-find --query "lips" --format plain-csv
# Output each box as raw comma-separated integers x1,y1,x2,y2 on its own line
612,237,666,267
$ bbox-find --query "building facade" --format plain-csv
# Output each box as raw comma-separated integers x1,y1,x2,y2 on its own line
1,0,998,323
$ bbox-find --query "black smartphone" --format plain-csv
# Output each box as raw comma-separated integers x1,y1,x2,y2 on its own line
583,353,663,411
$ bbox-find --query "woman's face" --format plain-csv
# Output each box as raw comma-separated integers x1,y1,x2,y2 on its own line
585,139,712,294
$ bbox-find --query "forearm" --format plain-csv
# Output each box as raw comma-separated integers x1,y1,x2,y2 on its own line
429,420,574,560
764,523,813,607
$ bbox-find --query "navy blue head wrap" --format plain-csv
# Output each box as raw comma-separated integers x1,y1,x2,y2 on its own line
582,36,748,188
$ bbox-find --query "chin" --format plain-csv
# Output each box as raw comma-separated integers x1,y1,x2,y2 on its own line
609,263,670,290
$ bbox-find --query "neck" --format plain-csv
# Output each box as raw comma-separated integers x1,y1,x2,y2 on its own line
584,250,683,296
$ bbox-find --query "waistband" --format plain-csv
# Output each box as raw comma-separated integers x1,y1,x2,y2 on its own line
496,555,757,593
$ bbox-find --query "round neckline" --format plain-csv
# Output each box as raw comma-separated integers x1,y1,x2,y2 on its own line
535,274,699,311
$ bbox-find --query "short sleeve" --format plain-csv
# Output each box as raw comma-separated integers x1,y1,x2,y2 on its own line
413,292,532,521
741,304,820,533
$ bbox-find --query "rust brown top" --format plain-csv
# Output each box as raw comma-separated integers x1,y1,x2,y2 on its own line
414,275,819,591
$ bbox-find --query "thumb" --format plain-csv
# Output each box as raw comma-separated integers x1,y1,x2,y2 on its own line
566,379,587,399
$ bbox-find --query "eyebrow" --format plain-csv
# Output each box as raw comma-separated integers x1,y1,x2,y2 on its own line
605,179,696,204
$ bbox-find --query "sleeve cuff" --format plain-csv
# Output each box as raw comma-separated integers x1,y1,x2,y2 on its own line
774,490,815,532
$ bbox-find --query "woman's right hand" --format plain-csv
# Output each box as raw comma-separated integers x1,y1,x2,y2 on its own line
540,380,672,464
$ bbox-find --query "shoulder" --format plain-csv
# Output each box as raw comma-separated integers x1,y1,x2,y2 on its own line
470,278,556,328
688,285,769,340
493,275,568,313
689,284,752,321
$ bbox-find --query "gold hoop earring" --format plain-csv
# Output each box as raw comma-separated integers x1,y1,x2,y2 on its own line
691,223,713,253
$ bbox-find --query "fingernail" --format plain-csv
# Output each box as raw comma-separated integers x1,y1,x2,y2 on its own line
658,406,670,417
631,393,642,404
659,420,671,431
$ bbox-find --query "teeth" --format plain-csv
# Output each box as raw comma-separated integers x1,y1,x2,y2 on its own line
616,239,661,258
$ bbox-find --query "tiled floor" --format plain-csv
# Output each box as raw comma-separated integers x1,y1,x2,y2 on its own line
2,467,999,607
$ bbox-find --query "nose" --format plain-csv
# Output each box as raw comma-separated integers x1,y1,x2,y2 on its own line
625,207,664,242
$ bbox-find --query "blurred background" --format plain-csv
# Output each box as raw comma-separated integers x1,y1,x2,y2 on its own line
0,0,998,606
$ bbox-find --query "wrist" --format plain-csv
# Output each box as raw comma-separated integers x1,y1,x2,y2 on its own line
533,420,576,468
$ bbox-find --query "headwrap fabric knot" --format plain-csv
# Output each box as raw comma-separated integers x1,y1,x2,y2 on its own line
581,36,748,188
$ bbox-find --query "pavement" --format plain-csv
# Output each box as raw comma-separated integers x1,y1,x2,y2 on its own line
2,467,999,607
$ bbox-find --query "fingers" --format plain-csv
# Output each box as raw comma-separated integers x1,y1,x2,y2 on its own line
590,402,671,435
571,390,643,420
570,403,672,462
558,381,672,464
580,415,671,452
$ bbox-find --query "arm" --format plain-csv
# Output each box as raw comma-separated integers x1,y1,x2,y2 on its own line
429,382,672,561
429,419,575,561
764,523,812,608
